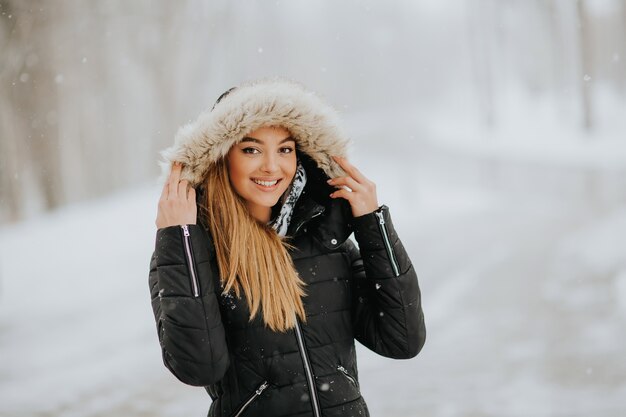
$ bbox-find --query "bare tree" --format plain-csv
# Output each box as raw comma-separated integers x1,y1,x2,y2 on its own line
467,0,497,127
576,0,593,131
621,0,626,95
0,1,23,222
0,1,64,217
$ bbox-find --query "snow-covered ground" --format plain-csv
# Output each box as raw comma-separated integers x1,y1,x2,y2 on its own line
1,112,626,416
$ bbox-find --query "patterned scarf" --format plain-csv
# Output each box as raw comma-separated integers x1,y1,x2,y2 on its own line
269,159,307,236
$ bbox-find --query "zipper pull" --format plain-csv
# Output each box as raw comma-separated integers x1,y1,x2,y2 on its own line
181,224,190,236
375,211,385,225
337,366,357,385
256,381,269,395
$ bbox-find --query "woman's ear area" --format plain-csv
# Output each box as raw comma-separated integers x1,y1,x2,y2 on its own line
180,163,200,186
324,155,346,180
223,148,234,171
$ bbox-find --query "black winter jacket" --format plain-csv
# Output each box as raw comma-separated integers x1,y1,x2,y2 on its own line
148,158,426,417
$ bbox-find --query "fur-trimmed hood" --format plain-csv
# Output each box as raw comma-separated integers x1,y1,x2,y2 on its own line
158,77,352,187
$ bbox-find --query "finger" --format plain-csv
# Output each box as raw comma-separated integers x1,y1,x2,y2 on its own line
168,162,182,199
332,156,368,184
328,176,362,192
330,189,355,202
160,179,169,201
178,179,189,200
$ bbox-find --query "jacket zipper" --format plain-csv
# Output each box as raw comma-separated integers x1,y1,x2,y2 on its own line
230,380,269,417
181,225,200,297
294,318,322,417
375,210,400,277
337,365,358,386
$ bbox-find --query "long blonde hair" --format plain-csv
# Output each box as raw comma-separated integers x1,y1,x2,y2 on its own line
198,158,307,332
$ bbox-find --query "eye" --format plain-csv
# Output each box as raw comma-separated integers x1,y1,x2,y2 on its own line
242,147,260,154
280,147,295,154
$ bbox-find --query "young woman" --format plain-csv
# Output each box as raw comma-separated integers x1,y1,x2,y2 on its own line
148,77,426,417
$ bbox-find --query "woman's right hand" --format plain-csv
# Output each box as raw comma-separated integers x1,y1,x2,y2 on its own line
155,162,197,229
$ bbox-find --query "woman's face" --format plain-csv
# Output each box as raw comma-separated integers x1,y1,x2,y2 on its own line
226,125,297,222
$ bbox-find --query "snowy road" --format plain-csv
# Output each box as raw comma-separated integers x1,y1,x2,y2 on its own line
1,150,625,416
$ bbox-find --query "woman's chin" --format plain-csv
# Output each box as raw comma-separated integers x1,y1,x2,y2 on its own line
250,196,281,210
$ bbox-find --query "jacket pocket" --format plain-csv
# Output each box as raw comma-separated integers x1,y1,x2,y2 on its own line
337,365,359,389
230,380,269,417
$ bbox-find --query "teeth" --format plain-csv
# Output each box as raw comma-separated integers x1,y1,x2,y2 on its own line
253,178,279,187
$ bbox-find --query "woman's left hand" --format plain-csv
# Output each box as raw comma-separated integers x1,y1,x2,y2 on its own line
328,155,379,217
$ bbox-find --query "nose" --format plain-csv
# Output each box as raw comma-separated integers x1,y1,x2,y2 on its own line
260,152,279,173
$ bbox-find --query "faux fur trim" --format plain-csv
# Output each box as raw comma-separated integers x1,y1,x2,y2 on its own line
158,76,352,187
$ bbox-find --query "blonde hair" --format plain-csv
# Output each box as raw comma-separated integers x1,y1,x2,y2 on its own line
198,158,307,332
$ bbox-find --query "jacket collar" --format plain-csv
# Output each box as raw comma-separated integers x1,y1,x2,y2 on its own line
287,182,352,249
286,153,353,248
286,192,325,238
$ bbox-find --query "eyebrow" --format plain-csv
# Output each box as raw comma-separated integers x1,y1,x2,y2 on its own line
240,136,296,145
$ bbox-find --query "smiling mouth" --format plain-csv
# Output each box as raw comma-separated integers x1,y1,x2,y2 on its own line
251,178,282,188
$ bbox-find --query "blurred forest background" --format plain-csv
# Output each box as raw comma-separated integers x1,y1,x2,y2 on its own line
1,1,625,417
1,0,626,222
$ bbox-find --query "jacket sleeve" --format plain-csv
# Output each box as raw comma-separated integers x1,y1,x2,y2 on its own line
347,204,426,359
148,223,230,386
